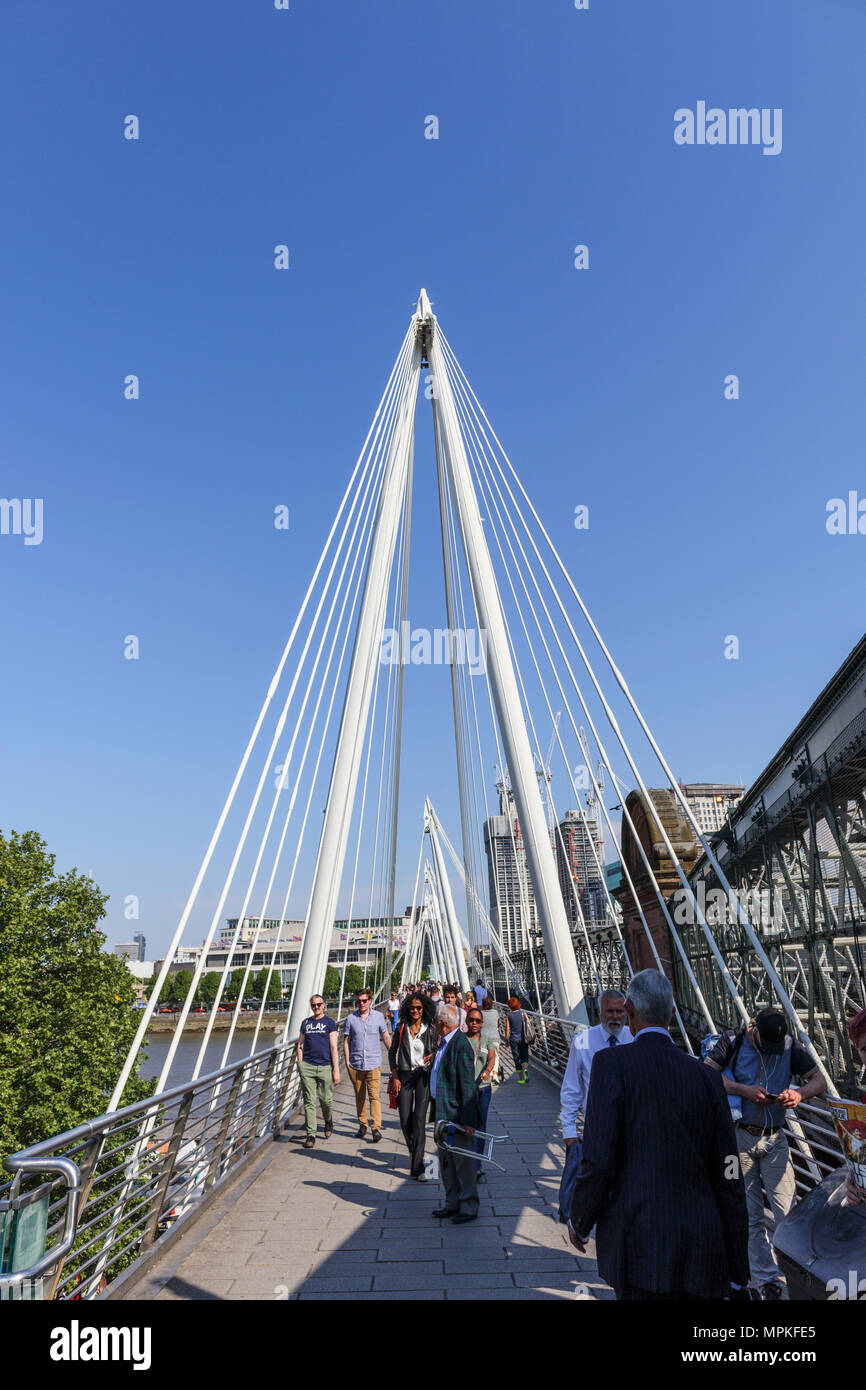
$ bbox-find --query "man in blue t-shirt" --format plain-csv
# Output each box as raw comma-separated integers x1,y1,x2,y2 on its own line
296,994,340,1149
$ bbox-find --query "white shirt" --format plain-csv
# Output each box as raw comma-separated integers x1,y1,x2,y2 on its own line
559,1022,635,1140
429,1027,456,1099
408,1030,426,1067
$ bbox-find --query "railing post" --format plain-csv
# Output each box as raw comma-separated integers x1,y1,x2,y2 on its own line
203,1066,245,1193
247,1052,278,1149
46,1135,103,1301
139,1091,194,1252
271,1047,298,1134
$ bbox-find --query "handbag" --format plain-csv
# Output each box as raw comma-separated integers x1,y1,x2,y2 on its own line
522,1011,536,1047
387,1023,406,1108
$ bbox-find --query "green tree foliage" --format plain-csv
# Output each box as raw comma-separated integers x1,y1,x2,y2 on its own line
0,830,154,1162
323,966,340,997
166,969,195,1006
343,964,366,996
223,970,242,1001
252,968,282,1002
198,971,221,1005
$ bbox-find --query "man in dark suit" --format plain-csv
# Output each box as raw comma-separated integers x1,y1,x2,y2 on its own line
429,1003,482,1223
568,969,749,1300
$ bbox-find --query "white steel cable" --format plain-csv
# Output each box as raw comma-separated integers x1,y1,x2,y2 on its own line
438,426,544,1009
194,367,402,1078
439,330,833,1075
447,364,603,997
107,327,415,1113
109,330,417,1112
449,361,630,985
222,401,395,1065
441,336,715,1038
151,335,418,1094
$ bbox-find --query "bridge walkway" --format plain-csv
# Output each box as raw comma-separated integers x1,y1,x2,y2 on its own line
121,1062,607,1302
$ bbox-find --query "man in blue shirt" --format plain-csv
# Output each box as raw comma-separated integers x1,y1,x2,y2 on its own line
342,989,392,1141
296,994,340,1149
705,1007,825,1299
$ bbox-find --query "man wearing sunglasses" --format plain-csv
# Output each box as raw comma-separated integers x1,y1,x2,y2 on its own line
297,994,340,1149
342,990,392,1141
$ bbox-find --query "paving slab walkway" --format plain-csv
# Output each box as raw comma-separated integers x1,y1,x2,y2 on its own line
123,1057,611,1301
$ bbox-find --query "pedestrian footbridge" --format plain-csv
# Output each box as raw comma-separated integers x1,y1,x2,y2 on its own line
0,1006,847,1302
121,1063,601,1303
0,1011,607,1302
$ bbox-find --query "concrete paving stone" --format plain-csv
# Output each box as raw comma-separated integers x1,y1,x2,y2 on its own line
512,1270,589,1289
369,1236,446,1254
297,1290,446,1300
444,1287,573,1301
372,1270,516,1291
198,1227,264,1246
154,1276,237,1300
491,1203,553,1217
230,1271,314,1296
314,1236,384,1251
445,1254,578,1274
298,1274,375,1292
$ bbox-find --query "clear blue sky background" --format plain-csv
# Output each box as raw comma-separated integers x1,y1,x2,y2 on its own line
2,0,864,959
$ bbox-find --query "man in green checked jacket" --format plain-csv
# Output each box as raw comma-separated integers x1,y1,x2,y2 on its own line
429,1002,482,1223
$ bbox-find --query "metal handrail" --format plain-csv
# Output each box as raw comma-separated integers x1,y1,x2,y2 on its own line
0,1035,302,1300
491,1004,852,1194
0,1158,82,1297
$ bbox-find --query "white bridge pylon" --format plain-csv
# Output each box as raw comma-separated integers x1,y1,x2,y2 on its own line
288,290,587,1029
113,287,837,1122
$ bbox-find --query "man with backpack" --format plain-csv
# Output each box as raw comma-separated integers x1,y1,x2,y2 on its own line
704,1007,826,1300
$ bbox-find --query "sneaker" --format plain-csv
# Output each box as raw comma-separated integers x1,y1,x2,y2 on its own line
516,1074,526,1085
761,1281,784,1301
371,1128,382,1143
323,1125,333,1139
356,1125,367,1139
303,1137,315,1149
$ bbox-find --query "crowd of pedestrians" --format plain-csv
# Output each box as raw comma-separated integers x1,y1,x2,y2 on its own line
294,978,501,1222
295,969,852,1298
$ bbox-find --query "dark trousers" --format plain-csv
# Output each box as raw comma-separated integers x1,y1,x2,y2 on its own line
396,1068,430,1177
440,1145,479,1216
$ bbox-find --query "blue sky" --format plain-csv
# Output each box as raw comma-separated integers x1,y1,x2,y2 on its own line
2,0,864,959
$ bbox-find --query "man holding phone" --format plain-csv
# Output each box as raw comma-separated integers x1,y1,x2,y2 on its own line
705,1007,826,1300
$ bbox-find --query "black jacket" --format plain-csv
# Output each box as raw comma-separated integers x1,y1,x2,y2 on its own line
388,1020,437,1073
570,1030,750,1298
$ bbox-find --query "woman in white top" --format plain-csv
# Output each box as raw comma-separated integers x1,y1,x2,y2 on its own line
388,992,438,1180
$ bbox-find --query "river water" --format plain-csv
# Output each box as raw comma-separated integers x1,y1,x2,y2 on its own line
140,1032,283,1091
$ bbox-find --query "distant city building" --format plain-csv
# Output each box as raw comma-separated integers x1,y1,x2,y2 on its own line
679,783,744,837
170,912,416,992
483,783,539,956
554,808,606,931
133,932,146,961
113,942,139,961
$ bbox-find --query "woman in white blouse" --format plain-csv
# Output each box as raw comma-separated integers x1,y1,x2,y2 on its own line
388,992,438,1180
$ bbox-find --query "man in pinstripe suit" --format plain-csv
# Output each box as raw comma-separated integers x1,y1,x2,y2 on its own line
568,970,749,1300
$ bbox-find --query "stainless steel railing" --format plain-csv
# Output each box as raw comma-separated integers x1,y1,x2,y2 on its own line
0,1036,301,1301
491,1003,852,1195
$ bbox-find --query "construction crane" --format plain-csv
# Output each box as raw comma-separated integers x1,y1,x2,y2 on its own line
535,710,561,832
